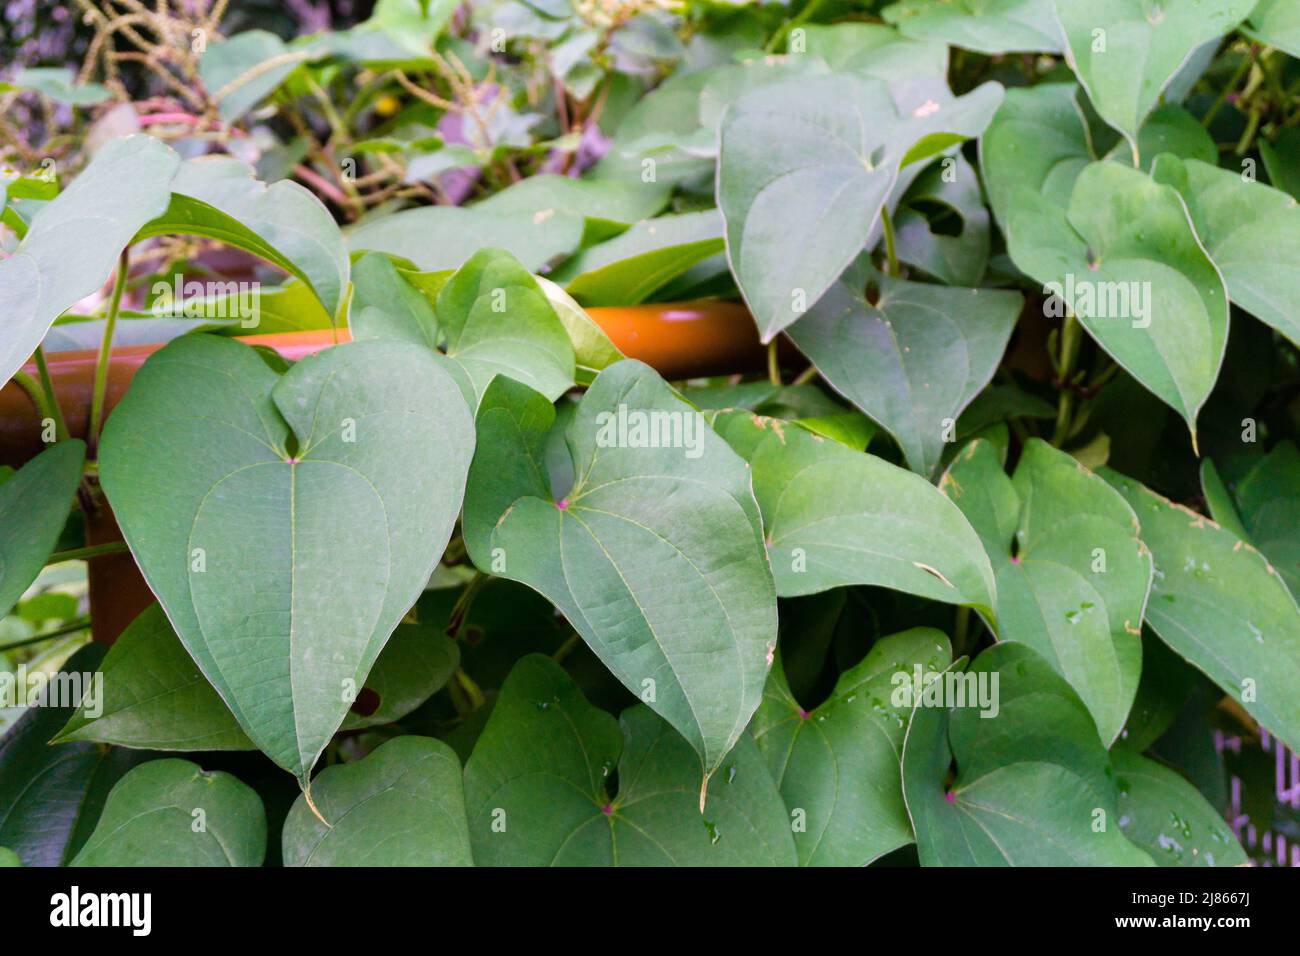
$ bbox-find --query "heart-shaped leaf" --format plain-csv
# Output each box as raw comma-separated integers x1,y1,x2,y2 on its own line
0,440,84,619
1055,0,1256,153
709,411,996,616
940,439,1152,744
718,73,1004,341
98,335,475,783
902,642,1154,865
753,628,952,866
462,363,777,777
1005,160,1229,440
71,759,266,866
463,655,795,865
281,736,471,866
883,0,1064,54
1103,470,1300,754
0,135,178,385
1152,154,1300,348
348,251,440,350
1111,749,1247,866
787,259,1021,476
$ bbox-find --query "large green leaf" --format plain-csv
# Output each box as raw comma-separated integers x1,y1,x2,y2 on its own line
98,335,475,784
941,439,1151,744
550,210,725,306
883,0,1064,54
0,440,84,620
1152,154,1300,348
436,248,576,403
1245,0,1300,57
463,655,795,865
0,135,178,385
710,411,996,616
1055,0,1256,153
281,736,471,866
462,364,777,777
1230,443,1300,597
1104,471,1300,754
348,251,440,349
1111,749,1247,866
787,259,1020,476
472,174,670,243
71,759,266,866
753,629,952,866
137,156,350,321
902,642,1154,865
0,645,150,866
1005,160,1229,440
718,73,1003,341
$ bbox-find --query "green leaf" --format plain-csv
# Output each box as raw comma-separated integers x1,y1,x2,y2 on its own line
1111,749,1247,866
462,364,777,777
534,276,623,386
1005,160,1229,438
0,847,18,866
718,73,1003,341
1230,442,1300,597
0,440,84,620
893,154,992,286
940,439,1152,744
798,23,950,84
281,736,472,866
902,642,1154,865
98,335,475,783
199,31,313,122
787,260,1021,476
13,67,111,105
710,411,995,620
550,210,725,306
1103,471,1300,755
753,629,952,866
1056,0,1256,152
1198,458,1249,541
472,174,670,243
0,135,178,386
348,206,584,273
1151,154,1300,348
883,0,1064,54
348,251,439,349
137,156,350,321
463,655,796,865
1261,128,1300,200
0,645,150,866
436,248,576,403
1245,0,1300,57
71,759,266,866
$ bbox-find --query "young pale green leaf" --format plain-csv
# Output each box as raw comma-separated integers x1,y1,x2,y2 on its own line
436,248,576,402
136,156,350,321
348,251,439,349
0,645,152,866
902,642,1154,865
347,205,584,273
534,276,623,386
710,411,996,616
718,73,1004,341
753,629,952,866
787,259,1021,476
462,363,777,777
1230,443,1300,597
0,440,84,620
282,737,471,866
1151,154,1300,348
53,605,458,748
1006,160,1229,440
0,135,178,385
893,154,991,286
1104,471,1300,755
1056,0,1256,153
883,0,1064,54
98,335,475,784
471,174,670,243
1245,0,1300,57
549,210,725,306
463,655,795,865
71,759,266,866
199,31,314,121
1111,749,1247,866
941,439,1151,744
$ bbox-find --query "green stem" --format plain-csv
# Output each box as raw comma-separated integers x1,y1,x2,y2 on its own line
453,667,486,711
1202,52,1253,128
953,606,971,659
767,339,782,387
446,571,487,638
880,205,900,277
764,0,826,53
33,347,68,442
1050,314,1082,447
553,631,582,664
88,248,130,456
48,541,128,563
11,370,55,427
1,617,91,652
791,364,819,387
